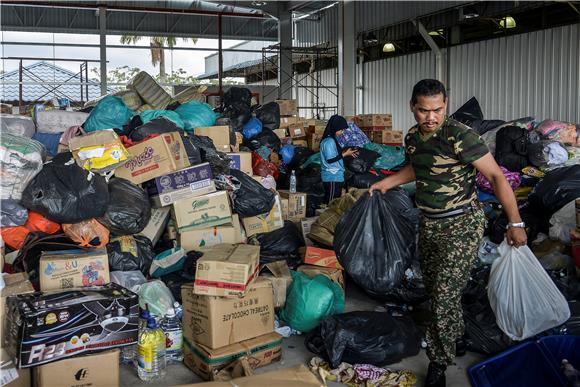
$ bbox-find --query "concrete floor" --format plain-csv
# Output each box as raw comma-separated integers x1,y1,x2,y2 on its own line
120,281,485,386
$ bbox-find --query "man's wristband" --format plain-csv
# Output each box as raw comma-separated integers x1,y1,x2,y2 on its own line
506,222,526,230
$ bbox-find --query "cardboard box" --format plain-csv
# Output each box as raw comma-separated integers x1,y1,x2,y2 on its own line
300,217,318,246
260,261,292,308
227,152,252,175
1,349,31,387
273,128,288,139
33,350,120,387
307,132,323,151
278,190,307,222
372,130,403,144
180,214,243,251
297,264,345,290
39,249,110,291
302,246,343,270
68,130,130,174
149,163,215,207
115,132,189,184
359,114,392,127
194,126,231,152
288,124,306,139
1,273,34,349
137,206,171,245
280,197,289,220
293,139,308,148
172,190,232,231
183,333,282,381
241,195,284,237
184,364,324,387
275,99,298,117
279,116,298,127
7,283,138,367
183,277,274,349
193,244,260,297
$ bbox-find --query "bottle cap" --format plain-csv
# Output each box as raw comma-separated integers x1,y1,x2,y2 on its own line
166,308,175,317
147,317,157,329
141,309,150,319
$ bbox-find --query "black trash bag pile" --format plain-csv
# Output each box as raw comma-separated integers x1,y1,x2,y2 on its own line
471,120,505,135
334,190,417,297
12,232,84,288
180,133,203,166
529,165,580,216
254,102,280,131
287,147,315,171
127,117,184,142
243,128,281,152
221,87,252,130
494,125,529,172
488,203,546,245
250,221,305,269
343,147,380,174
107,235,155,275
229,169,276,218
381,260,429,305
183,134,231,175
462,266,514,355
305,311,422,368
98,178,151,235
450,97,483,127
21,153,109,223
160,251,203,303
348,172,383,189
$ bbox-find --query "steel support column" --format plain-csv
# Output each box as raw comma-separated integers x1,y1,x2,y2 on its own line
338,0,356,115
278,3,293,99
413,19,445,84
99,6,107,95
218,14,223,96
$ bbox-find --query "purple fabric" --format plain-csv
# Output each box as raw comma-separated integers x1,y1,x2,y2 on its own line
338,122,370,148
476,166,521,193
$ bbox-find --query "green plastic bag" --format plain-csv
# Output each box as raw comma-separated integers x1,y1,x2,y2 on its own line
175,101,218,132
139,109,185,128
302,152,321,168
364,143,406,170
83,96,133,133
280,271,345,332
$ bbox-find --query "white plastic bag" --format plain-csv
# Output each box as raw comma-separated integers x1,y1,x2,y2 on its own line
487,241,570,341
549,200,575,244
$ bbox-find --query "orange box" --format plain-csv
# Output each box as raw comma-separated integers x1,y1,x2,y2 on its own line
303,247,343,270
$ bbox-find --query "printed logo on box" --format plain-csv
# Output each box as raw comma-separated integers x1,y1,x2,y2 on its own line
191,198,210,210
125,146,154,171
229,155,241,169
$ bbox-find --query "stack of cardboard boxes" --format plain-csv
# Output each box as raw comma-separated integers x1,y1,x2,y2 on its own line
348,114,403,146
273,100,325,152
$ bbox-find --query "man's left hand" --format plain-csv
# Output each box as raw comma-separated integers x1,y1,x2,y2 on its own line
506,227,527,247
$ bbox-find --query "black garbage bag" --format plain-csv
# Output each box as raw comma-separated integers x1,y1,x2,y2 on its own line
21,153,109,223
288,147,315,170
222,87,252,130
495,125,529,172
344,147,380,174
12,233,84,288
470,119,505,135
305,311,422,368
306,189,325,217
528,140,568,169
489,203,545,245
180,133,203,166
184,134,231,175
243,128,281,151
254,102,280,131
127,117,184,142
347,172,383,189
250,221,305,269
529,165,580,216
98,178,151,235
298,165,323,191
334,190,416,296
382,260,429,305
229,168,276,217
106,235,154,275
450,97,484,127
160,251,203,302
462,266,514,355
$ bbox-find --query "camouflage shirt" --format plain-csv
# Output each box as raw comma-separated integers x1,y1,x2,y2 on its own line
405,117,489,213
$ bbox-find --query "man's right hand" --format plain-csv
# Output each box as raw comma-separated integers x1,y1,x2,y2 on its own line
369,178,392,196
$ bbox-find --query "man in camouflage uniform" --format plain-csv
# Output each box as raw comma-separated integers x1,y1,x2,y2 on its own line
370,79,527,387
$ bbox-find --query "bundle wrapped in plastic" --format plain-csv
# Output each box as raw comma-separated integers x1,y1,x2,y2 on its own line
0,134,46,200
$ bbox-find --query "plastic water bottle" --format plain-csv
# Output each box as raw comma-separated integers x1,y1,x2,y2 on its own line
173,302,183,321
137,318,166,382
161,308,183,363
290,170,297,193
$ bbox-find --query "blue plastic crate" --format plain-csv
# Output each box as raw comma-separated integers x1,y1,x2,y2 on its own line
468,335,580,387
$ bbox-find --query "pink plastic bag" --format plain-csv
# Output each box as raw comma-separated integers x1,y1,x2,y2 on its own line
476,166,521,193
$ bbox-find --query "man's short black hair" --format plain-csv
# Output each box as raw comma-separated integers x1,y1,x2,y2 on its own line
411,79,447,104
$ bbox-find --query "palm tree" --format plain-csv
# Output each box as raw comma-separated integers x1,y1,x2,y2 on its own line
120,36,197,83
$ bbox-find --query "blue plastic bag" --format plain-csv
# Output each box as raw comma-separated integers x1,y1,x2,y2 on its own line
364,143,406,170
174,101,218,132
242,117,263,139
139,110,185,128
84,96,133,133
280,144,296,165
280,271,345,332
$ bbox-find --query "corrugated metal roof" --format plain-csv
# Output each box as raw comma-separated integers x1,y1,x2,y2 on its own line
198,57,263,79
0,61,108,102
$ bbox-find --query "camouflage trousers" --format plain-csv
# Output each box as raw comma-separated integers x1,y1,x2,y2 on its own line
420,209,486,365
